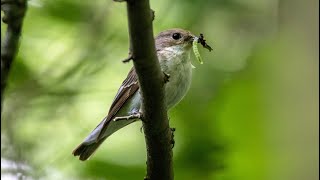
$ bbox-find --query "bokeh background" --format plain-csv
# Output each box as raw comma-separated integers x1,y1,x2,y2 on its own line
1,0,318,180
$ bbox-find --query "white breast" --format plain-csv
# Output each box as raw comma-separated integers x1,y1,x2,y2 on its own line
159,46,193,109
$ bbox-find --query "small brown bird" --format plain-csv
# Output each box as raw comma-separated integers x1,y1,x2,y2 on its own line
73,29,195,161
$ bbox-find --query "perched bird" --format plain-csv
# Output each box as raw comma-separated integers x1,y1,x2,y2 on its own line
73,28,195,161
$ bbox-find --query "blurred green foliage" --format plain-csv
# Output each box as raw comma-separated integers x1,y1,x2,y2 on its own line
1,0,318,180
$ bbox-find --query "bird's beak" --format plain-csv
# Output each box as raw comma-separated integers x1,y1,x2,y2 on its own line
185,34,195,44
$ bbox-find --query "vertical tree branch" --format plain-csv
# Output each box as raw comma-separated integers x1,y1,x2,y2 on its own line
116,0,174,179
1,0,27,113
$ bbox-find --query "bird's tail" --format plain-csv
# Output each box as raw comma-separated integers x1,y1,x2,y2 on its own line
72,116,137,161
72,137,107,161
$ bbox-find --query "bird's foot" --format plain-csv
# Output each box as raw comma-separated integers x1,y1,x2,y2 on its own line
113,112,142,122
163,72,170,83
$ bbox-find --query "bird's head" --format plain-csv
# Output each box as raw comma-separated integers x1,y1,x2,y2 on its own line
155,28,195,51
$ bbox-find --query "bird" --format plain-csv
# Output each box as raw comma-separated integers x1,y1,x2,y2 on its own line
73,28,195,161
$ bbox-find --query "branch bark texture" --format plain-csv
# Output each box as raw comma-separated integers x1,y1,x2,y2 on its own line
123,0,173,179
1,0,27,112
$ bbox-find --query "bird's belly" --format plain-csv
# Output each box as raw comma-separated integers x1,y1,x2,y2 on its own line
164,62,192,109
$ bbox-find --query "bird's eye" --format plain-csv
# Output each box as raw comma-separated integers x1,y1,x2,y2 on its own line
172,33,182,40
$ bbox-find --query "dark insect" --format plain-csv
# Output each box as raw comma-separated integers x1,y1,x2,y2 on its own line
198,33,213,52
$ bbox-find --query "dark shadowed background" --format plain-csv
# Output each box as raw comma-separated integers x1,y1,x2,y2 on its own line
1,0,318,179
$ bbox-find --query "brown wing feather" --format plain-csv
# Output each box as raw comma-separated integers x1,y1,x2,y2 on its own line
97,67,139,139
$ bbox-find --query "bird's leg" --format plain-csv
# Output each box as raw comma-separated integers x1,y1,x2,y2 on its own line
170,127,176,148
163,72,170,83
113,112,142,122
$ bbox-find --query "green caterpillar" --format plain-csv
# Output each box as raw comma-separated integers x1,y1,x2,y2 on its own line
192,37,203,64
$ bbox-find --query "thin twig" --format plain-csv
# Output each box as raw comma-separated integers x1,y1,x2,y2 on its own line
122,51,134,63
1,0,27,113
